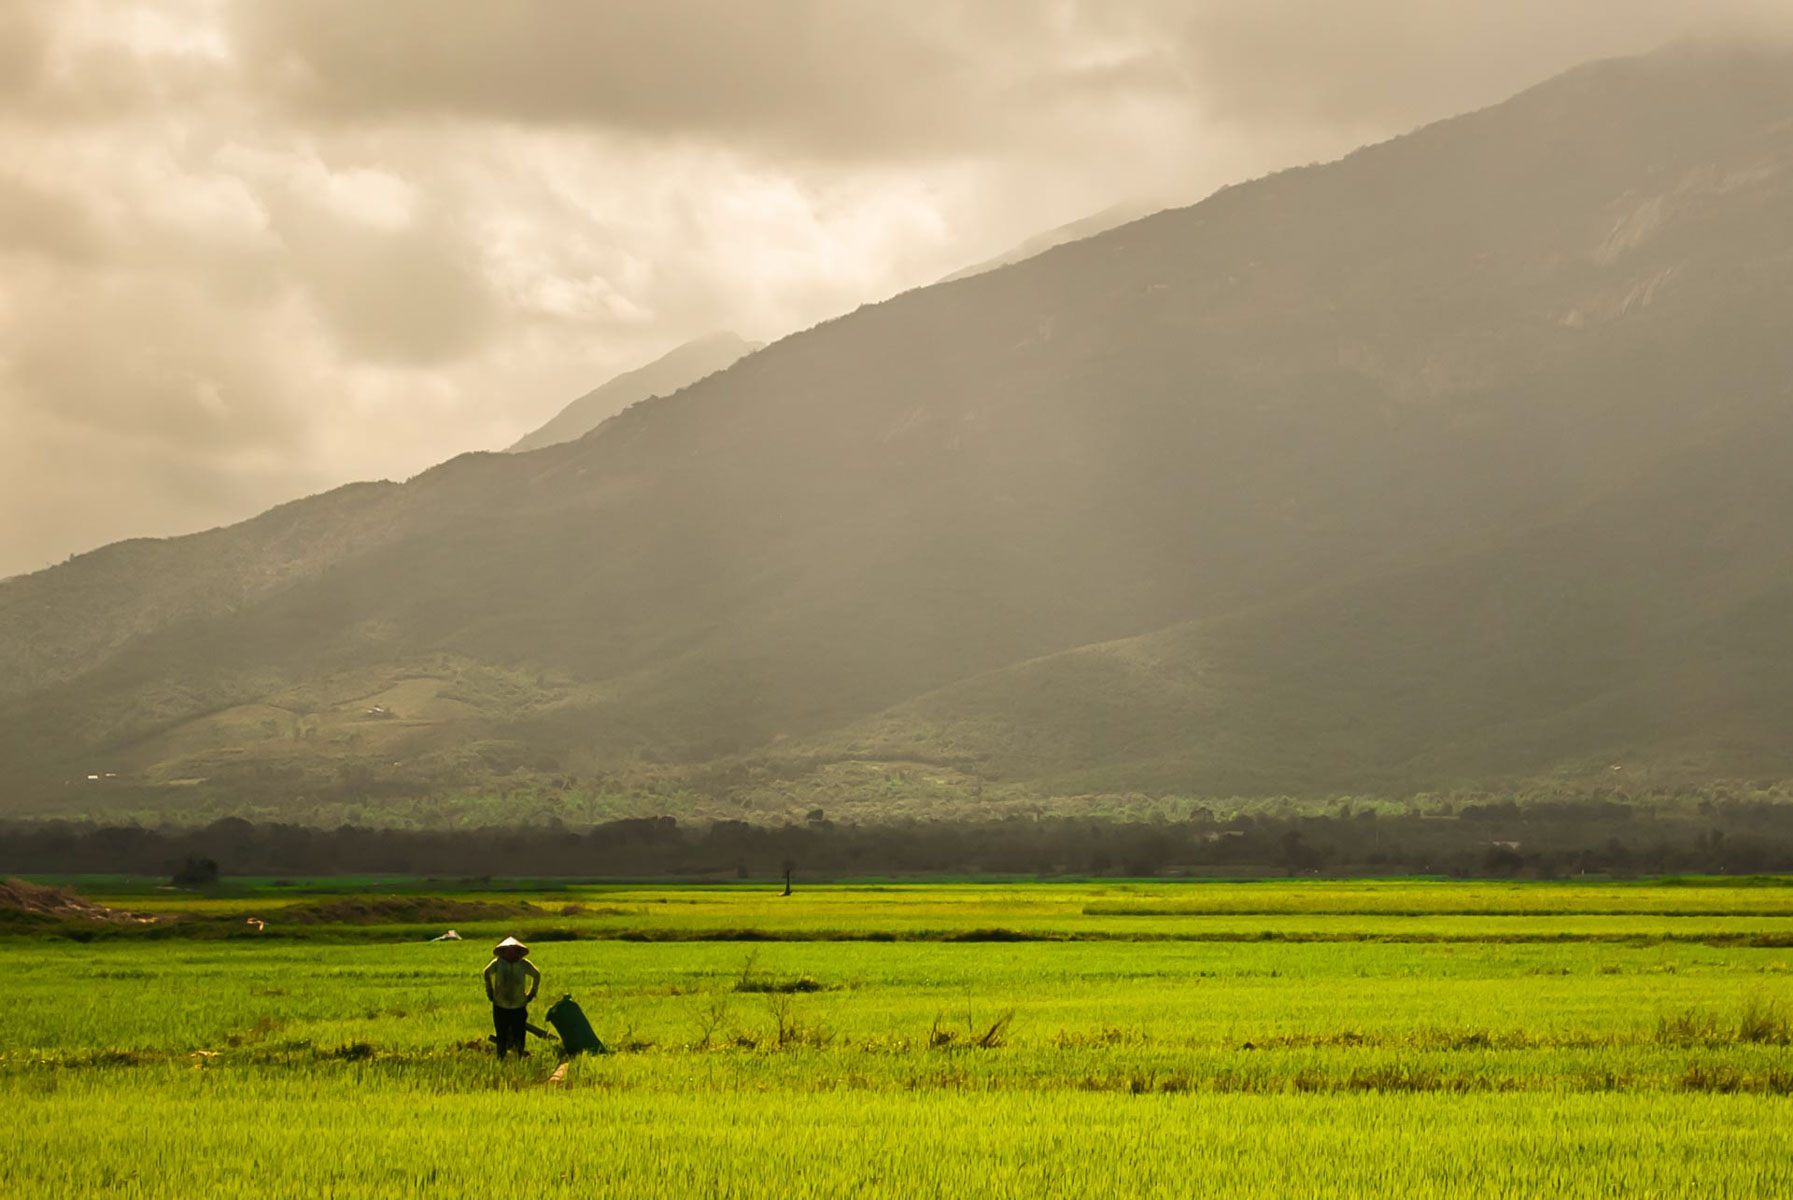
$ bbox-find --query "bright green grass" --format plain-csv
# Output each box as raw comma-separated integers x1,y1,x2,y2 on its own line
7,939,1793,1057
10,1081,1792,1199
5,881,1793,1197
49,879,1793,946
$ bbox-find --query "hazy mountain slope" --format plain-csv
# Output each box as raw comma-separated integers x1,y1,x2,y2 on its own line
938,202,1158,283
507,332,760,452
4,43,1793,813
0,481,408,699
839,405,1793,795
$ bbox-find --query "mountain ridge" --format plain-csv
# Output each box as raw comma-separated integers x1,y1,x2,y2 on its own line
507,331,762,453
4,41,1793,818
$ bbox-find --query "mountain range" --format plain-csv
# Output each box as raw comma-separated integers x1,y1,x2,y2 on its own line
936,203,1158,284
4,41,1792,820
507,332,762,453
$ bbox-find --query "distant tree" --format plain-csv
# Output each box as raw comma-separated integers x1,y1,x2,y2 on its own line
1281,830,1327,875
172,856,219,888
1481,845,1525,876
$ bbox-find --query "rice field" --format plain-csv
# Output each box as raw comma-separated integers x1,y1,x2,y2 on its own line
5,879,1792,1197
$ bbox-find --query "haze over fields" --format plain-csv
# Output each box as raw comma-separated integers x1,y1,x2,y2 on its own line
6,37,1793,820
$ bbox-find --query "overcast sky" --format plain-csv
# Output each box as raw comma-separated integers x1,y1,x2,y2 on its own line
1,0,1785,579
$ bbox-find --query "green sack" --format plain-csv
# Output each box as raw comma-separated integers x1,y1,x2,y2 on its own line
544,994,607,1055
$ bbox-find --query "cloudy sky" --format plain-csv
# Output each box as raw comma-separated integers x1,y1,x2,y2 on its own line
0,0,1784,578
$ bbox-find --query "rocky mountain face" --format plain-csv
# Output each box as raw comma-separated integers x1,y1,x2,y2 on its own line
4,43,1793,816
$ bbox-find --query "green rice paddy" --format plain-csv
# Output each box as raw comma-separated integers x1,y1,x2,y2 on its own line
5,880,1792,1197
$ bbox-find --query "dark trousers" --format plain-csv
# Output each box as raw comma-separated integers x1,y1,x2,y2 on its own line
494,1004,528,1057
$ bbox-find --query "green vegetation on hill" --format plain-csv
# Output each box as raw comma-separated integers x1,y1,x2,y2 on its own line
5,45,1793,817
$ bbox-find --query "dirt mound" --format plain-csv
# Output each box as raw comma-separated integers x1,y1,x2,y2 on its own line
0,879,160,925
266,896,546,925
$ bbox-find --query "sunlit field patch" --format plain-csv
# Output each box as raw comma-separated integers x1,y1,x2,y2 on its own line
5,880,1791,1197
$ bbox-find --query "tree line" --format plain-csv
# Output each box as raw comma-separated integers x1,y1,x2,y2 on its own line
5,798,1793,879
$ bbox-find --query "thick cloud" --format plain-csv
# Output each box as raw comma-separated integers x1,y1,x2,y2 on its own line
0,173,105,262
1161,0,1793,128
232,2,1155,158
233,1,1791,150
1,0,1787,578
0,4,50,107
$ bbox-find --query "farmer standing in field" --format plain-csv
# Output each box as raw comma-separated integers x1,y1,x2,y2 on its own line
483,935,540,1059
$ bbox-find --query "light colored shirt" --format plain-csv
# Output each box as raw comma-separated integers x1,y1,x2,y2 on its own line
484,957,540,1009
